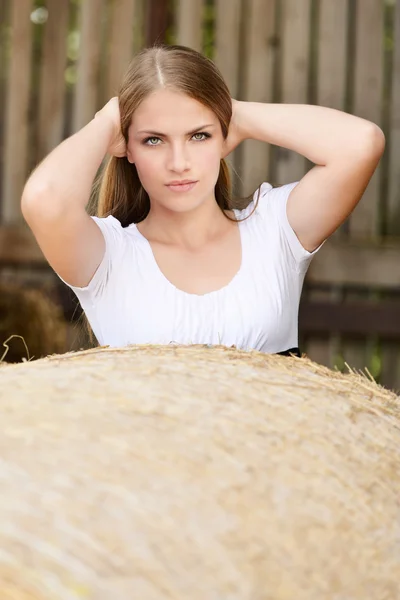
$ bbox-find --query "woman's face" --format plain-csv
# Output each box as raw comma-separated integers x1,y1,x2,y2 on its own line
126,89,225,214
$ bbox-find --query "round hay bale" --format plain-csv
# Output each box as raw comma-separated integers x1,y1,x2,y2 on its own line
0,344,399,599
0,283,67,363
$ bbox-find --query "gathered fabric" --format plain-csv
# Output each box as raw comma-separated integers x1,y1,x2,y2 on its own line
56,182,325,354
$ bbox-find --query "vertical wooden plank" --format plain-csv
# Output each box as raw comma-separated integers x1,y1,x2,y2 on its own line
105,0,137,100
344,0,384,375
145,0,168,47
1,0,33,224
176,0,203,52
37,0,69,162
72,0,105,133
275,0,311,184
0,0,10,206
348,0,384,238
387,0,400,235
239,0,277,198
381,1,400,393
317,0,349,243
132,0,145,55
214,0,242,191
304,0,349,368
317,0,348,111
214,0,241,99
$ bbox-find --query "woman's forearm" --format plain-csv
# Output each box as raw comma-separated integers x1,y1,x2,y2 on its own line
235,102,384,166
22,114,114,215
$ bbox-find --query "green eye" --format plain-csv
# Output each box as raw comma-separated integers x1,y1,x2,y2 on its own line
193,132,210,141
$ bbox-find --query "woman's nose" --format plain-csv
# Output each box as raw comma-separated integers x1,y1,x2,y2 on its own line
167,144,191,172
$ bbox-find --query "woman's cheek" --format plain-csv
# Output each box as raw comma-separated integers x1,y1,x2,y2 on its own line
135,153,160,182
198,145,221,173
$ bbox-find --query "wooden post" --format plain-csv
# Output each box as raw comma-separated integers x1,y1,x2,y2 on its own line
37,0,70,163
239,0,277,198
176,0,203,52
349,0,384,239
72,0,104,133
275,0,311,184
214,0,242,192
1,0,33,225
104,0,138,102
382,0,400,390
388,0,400,236
145,0,169,47
304,0,348,369
344,0,384,377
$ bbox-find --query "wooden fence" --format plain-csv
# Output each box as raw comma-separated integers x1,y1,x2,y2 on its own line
1,0,400,391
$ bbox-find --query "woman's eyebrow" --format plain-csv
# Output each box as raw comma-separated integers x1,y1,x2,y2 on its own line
136,124,215,136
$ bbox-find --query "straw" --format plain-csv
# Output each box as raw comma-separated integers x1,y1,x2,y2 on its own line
0,344,399,599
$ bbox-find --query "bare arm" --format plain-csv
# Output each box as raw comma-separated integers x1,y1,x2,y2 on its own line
21,98,126,287
226,102,385,252
22,98,124,216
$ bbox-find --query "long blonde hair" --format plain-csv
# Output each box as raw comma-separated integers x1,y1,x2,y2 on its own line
80,44,261,346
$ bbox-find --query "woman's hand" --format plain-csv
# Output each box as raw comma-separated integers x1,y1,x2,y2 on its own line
221,99,246,158
95,97,127,158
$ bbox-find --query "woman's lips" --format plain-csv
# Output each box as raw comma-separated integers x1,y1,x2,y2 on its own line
166,181,197,193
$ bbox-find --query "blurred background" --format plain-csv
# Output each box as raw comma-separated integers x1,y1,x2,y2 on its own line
0,0,400,391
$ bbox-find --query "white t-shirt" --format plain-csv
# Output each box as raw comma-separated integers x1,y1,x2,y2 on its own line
57,182,325,353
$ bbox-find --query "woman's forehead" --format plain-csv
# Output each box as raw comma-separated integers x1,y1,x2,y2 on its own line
130,90,217,132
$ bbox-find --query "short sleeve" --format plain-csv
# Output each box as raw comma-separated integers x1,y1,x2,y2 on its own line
56,214,125,304
258,181,326,272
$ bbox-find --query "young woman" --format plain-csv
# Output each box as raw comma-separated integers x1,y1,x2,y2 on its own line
21,45,385,357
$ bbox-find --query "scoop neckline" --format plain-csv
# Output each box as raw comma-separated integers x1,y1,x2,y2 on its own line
131,209,246,298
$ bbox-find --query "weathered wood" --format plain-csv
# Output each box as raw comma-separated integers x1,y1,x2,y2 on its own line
317,0,348,110
72,0,104,132
0,225,46,266
37,0,69,163
214,0,241,96
176,0,203,52
378,0,400,402
145,0,168,47
387,0,400,235
338,0,384,374
1,0,32,224
214,0,242,191
0,0,10,205
239,0,277,198
306,0,349,368
349,0,384,238
307,238,400,289
275,0,311,184
299,298,400,338
132,0,145,54
105,0,137,101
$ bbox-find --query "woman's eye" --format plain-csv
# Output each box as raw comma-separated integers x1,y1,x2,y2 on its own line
193,132,210,142
145,137,160,146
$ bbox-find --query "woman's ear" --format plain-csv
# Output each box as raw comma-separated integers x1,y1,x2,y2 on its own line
220,139,229,160
126,147,135,164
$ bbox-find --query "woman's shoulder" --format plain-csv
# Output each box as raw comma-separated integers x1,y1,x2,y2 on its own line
91,213,123,229
233,181,276,221
247,181,299,218
90,214,143,241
